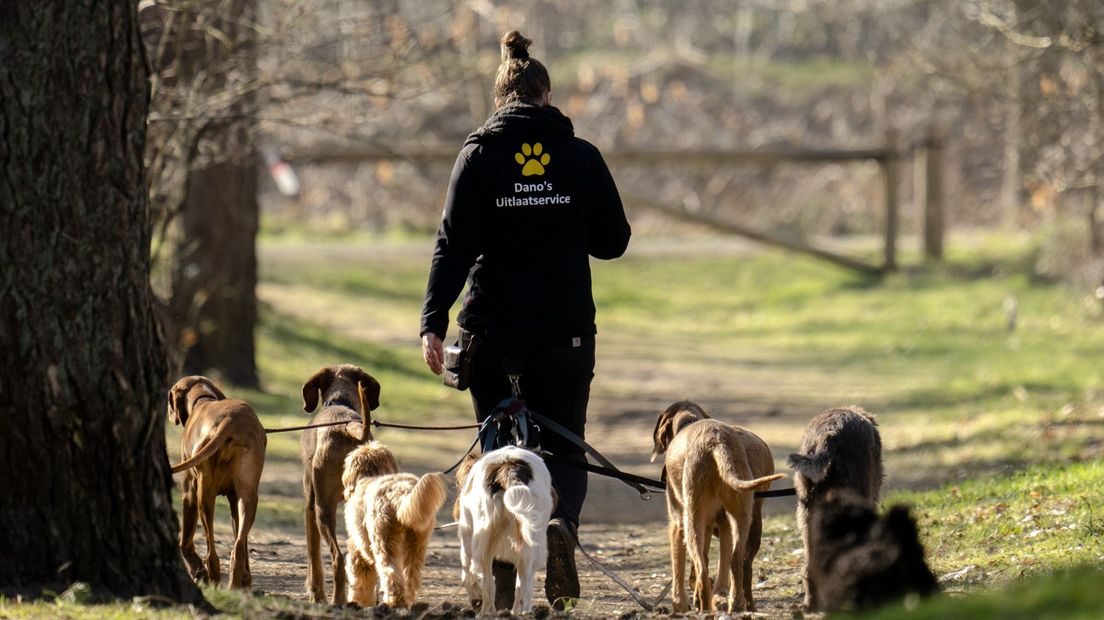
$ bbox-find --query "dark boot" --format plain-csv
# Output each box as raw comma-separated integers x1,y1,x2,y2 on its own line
545,518,580,610
492,559,516,611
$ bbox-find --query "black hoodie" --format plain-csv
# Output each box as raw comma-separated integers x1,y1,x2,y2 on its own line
420,103,630,339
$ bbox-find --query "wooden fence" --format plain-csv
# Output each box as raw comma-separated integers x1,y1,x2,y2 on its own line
285,124,946,275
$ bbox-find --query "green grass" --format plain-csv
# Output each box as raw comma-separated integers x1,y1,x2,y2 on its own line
858,565,1104,620
22,231,1104,616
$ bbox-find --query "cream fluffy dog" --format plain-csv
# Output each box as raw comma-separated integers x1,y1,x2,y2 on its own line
455,446,554,614
342,441,448,608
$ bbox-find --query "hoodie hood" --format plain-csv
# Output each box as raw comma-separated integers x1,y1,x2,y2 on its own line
464,103,575,146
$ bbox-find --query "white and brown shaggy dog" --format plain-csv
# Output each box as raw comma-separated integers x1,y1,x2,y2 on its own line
342,441,448,608
456,446,554,614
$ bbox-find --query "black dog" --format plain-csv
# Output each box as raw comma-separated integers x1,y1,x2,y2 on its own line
788,406,883,609
808,491,939,611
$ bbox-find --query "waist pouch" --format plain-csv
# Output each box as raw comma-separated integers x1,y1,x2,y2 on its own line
443,330,478,391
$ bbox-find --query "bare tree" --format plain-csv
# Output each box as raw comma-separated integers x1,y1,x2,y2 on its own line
0,0,205,604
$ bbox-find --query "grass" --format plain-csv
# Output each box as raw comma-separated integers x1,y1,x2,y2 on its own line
18,230,1104,616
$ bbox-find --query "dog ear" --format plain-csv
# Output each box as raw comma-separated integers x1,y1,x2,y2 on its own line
354,378,380,442
354,372,381,411
301,367,335,413
650,407,676,463
166,377,197,426
788,451,831,483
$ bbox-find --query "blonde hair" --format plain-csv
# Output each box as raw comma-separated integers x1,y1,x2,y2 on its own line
493,31,551,105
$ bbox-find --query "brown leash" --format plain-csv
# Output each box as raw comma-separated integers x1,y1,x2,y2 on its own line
264,418,482,435
371,419,482,431
264,419,355,434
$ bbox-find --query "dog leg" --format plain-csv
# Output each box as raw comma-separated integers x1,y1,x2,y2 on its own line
512,552,535,614
727,512,751,613
473,536,496,615
304,498,326,602
459,523,481,609
346,544,378,607
798,502,816,610
714,516,733,608
197,478,221,585
229,489,258,589
376,549,406,608
315,500,346,606
742,499,764,612
686,510,713,611
404,532,430,607
179,479,206,582
668,515,688,613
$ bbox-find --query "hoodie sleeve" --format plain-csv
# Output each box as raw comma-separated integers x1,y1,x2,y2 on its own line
421,147,482,338
585,146,631,260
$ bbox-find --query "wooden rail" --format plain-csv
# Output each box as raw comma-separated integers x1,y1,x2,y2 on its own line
285,145,888,166
282,126,947,272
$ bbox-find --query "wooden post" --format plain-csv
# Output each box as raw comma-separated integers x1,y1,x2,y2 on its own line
883,128,900,271
924,122,946,260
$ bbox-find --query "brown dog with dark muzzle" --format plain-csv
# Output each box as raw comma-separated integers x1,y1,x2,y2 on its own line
299,364,381,605
652,400,783,613
168,375,266,589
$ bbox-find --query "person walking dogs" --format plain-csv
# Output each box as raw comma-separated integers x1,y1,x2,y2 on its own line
420,31,630,611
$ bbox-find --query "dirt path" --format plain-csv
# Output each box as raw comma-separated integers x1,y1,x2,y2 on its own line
231,241,864,617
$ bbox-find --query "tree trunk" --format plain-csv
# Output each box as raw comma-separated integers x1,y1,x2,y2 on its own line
168,0,260,388
0,1,205,604
175,155,260,387
1001,66,1023,227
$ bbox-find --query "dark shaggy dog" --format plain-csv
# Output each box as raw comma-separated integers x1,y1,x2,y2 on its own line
808,491,938,611
788,406,883,609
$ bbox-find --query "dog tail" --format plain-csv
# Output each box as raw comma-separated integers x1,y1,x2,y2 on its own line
503,485,546,547
714,448,785,492
396,472,448,531
788,450,831,483
170,419,235,473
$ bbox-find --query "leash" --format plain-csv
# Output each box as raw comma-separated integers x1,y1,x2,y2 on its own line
264,417,482,435
264,419,356,434
542,452,796,499
528,410,653,499
541,452,666,491
569,527,671,611
372,419,482,431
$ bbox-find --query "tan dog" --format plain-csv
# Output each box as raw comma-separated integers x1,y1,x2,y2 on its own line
168,376,266,589
342,442,447,608
300,364,381,604
651,401,777,609
655,401,783,613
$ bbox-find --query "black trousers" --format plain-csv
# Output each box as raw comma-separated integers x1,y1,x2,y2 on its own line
463,327,593,528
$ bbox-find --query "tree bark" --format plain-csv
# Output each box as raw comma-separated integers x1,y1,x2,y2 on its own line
0,1,205,604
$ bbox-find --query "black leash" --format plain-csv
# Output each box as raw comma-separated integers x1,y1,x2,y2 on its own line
542,451,796,499
541,452,666,491
528,410,653,499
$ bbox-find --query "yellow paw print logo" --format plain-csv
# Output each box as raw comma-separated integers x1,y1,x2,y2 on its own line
515,142,550,176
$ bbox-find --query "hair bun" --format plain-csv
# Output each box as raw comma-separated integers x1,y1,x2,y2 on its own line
501,30,532,61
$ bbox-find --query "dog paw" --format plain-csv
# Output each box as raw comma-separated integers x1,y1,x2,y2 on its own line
514,142,551,176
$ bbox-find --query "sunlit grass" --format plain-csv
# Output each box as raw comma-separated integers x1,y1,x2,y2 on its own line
53,231,1104,616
